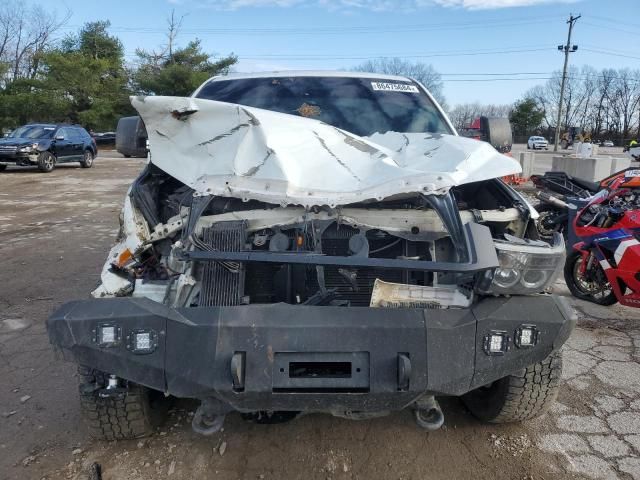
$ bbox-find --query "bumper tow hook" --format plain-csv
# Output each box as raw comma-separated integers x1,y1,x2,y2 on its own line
413,396,444,431
96,375,127,399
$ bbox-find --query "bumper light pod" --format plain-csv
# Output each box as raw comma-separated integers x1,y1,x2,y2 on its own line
515,325,539,348
483,330,510,356
92,324,121,347
126,329,158,354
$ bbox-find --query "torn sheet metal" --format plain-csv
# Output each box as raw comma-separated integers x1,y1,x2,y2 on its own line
92,195,150,298
132,96,521,208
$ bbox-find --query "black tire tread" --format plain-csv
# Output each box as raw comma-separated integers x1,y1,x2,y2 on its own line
563,251,618,306
37,151,55,172
78,366,160,440
463,350,562,423
80,150,94,168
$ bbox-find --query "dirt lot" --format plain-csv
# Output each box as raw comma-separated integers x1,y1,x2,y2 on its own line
1,156,640,480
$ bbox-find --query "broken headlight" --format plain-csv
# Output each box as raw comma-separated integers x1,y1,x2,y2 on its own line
480,233,565,295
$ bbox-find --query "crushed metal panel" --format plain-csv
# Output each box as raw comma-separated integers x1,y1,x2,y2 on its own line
92,195,150,298
370,279,472,308
132,96,521,208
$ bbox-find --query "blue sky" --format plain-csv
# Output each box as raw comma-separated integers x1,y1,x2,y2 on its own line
57,0,639,106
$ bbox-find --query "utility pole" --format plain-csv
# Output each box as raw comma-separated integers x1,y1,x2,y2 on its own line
553,14,581,152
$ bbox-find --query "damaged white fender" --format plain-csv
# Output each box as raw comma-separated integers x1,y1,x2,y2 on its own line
92,195,151,298
132,96,521,208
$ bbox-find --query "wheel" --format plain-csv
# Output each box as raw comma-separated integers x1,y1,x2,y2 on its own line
37,151,56,172
527,144,531,149
564,251,618,305
80,149,94,168
535,206,565,242
462,350,562,423
0,164,6,171
124,154,131,158
77,366,168,440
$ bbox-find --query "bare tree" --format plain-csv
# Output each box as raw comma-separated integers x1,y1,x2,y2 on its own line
524,67,640,142
448,102,512,130
166,9,186,62
611,69,640,140
0,0,70,87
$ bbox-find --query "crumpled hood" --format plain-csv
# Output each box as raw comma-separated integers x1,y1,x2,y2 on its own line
133,96,521,207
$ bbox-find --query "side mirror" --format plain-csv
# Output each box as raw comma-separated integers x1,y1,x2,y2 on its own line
55,135,64,141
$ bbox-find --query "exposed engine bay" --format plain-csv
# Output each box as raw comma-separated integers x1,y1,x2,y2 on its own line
94,163,551,309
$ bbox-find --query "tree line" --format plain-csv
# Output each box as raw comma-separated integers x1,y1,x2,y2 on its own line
449,67,640,144
525,66,640,143
0,2,236,131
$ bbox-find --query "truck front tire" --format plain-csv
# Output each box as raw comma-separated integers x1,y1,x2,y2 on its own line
462,350,562,423
78,366,167,440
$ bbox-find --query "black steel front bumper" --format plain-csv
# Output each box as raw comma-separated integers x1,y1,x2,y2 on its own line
47,295,574,413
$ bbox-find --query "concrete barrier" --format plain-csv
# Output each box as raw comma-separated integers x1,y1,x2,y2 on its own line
610,157,632,175
551,156,571,175
551,156,630,181
518,152,535,178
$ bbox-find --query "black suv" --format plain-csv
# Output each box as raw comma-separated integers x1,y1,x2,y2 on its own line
0,124,97,173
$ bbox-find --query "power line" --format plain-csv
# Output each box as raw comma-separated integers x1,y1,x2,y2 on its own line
61,14,563,36
444,77,554,82
581,21,640,37
586,15,638,29
582,48,640,61
233,48,553,61
123,46,554,61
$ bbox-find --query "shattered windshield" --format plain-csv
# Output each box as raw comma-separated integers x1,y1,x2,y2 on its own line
195,76,452,138
10,125,56,139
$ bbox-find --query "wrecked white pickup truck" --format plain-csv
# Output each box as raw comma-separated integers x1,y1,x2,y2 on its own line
48,72,574,439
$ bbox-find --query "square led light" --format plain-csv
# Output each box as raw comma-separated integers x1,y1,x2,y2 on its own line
489,335,503,352
93,324,121,347
126,329,157,354
100,326,116,344
483,331,509,356
134,332,151,350
515,325,539,348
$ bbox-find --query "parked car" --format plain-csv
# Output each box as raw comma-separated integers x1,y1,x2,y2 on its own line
48,72,574,439
116,116,147,158
601,140,614,147
527,136,549,150
94,131,116,147
0,124,97,172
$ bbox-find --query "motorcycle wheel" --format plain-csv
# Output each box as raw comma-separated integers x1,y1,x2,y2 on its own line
535,206,565,242
564,251,618,306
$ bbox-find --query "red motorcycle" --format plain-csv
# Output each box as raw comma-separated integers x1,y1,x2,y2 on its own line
564,171,640,306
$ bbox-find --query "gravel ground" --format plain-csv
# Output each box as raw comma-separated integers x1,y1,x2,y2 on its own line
1,156,640,480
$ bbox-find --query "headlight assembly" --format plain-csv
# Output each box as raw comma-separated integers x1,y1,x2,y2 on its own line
480,233,565,295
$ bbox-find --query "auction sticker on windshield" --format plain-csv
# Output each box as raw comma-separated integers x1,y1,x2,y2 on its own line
371,82,419,93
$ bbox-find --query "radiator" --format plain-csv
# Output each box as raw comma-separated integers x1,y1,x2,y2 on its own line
199,221,247,306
